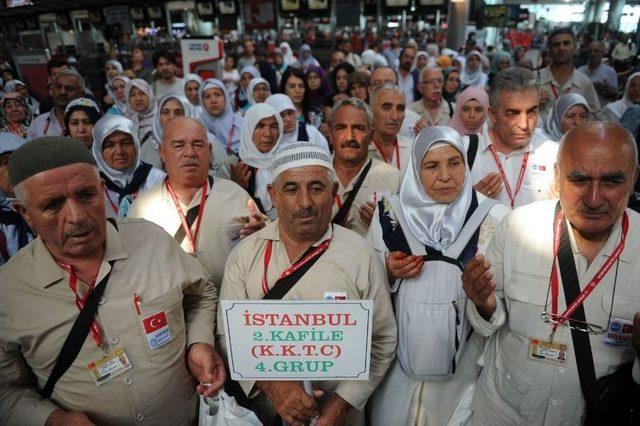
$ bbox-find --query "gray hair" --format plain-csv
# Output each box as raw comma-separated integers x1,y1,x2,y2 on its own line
332,97,373,128
54,67,86,92
419,67,444,83
370,82,405,108
13,165,100,205
489,67,540,109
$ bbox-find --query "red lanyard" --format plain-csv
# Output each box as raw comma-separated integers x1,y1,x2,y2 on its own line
372,138,401,170
488,145,529,208
550,85,570,100
166,179,208,252
226,125,236,154
57,261,103,348
43,116,51,135
261,239,331,295
549,210,629,333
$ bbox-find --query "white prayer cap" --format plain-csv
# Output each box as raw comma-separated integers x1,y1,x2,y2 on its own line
270,142,334,181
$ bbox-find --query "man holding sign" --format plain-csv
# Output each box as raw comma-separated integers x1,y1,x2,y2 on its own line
217,142,397,425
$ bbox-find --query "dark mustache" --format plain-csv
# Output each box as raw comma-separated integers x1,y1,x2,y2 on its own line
341,139,360,149
64,223,94,239
293,207,318,218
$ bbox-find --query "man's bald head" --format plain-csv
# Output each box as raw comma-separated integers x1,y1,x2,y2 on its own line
163,117,207,144
556,121,638,242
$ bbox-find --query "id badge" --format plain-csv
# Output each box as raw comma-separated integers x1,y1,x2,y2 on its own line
603,317,633,347
529,337,568,364
87,347,132,386
324,292,347,300
142,311,173,350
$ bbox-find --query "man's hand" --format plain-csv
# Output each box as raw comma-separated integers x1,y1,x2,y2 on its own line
462,254,497,320
45,410,94,426
316,394,352,426
386,251,424,282
358,201,376,226
255,381,322,426
186,343,226,396
632,312,640,359
413,118,427,136
230,162,252,189
473,171,503,199
240,199,267,239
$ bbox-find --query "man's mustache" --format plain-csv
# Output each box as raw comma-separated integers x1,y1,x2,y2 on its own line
341,139,360,149
293,207,318,218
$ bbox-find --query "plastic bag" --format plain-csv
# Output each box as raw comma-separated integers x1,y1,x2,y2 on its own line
199,390,262,426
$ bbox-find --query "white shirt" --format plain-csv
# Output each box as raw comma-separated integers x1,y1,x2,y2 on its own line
400,109,421,140
26,111,63,140
153,77,185,97
463,129,559,209
397,70,415,104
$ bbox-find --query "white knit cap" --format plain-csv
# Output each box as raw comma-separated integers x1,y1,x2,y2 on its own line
270,142,334,181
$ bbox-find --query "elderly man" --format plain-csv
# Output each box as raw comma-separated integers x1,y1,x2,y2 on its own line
369,83,412,174
217,143,397,426
577,41,619,105
0,137,225,425
128,117,264,286
538,27,600,123
463,68,558,209
27,68,83,139
331,98,400,237
462,121,640,424
407,67,453,126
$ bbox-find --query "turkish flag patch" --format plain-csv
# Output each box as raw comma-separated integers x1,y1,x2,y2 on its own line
142,311,172,350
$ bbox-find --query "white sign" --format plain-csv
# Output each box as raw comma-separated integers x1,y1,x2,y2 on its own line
180,38,223,79
221,300,373,381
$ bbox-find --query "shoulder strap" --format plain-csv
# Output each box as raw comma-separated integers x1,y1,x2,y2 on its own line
172,177,212,243
386,196,426,256
332,159,373,226
557,204,600,422
262,245,327,300
40,259,116,399
296,121,309,142
447,99,454,118
467,134,479,170
445,196,497,258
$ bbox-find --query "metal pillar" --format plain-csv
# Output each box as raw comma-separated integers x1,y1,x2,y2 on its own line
606,0,626,32
446,0,469,51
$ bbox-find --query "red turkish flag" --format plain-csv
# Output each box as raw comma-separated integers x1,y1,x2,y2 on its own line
143,311,168,334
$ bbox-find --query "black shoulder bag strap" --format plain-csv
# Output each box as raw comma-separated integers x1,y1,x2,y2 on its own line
556,205,600,422
332,159,373,226
262,244,328,300
172,176,214,244
467,134,479,170
40,218,119,399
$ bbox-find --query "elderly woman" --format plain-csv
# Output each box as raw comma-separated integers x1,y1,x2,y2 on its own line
545,93,591,142
4,80,39,116
105,75,130,116
246,77,271,108
236,65,260,113
459,51,488,90
63,97,102,149
265,93,329,151
125,78,157,146
184,73,203,106
367,126,508,426
103,60,124,109
199,78,243,155
230,103,283,219
152,93,229,178
600,71,640,123
92,114,165,217
0,93,32,138
449,86,490,137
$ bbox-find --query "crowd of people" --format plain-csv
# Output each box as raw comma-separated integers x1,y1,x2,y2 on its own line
0,24,639,426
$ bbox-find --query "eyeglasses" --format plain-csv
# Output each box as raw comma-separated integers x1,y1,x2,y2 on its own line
541,311,606,334
420,78,444,86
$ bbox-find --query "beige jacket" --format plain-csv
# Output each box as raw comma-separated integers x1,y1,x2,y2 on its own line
216,220,397,420
332,158,401,237
0,218,217,425
467,200,640,425
128,177,252,287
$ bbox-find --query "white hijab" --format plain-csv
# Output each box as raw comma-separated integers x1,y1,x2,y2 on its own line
92,114,142,188
106,75,130,115
152,93,195,147
605,71,640,120
184,73,203,104
280,42,296,66
247,77,271,106
198,78,243,152
125,78,157,142
399,126,473,252
460,51,485,87
265,93,298,146
545,93,590,141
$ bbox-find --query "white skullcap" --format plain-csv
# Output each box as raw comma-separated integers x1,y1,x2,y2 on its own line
270,142,334,181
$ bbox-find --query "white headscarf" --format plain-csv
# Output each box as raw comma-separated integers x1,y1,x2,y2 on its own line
152,93,195,147
106,75,130,115
459,51,485,87
92,114,141,188
280,42,296,66
105,60,124,75
240,103,283,213
239,103,283,169
125,79,157,144
3,79,25,93
265,93,299,145
198,78,243,153
247,77,271,106
399,126,473,252
184,73,203,104
604,71,640,121
545,93,590,141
